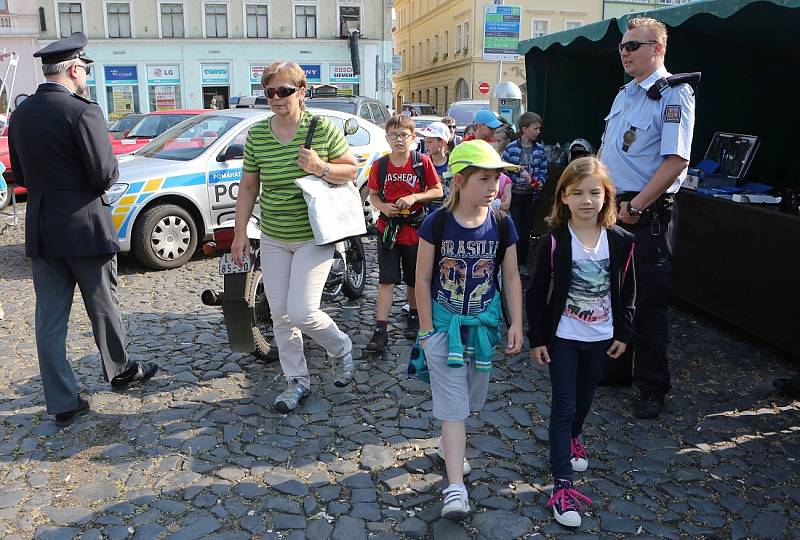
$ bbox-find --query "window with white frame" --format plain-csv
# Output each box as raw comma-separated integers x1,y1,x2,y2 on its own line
161,3,184,37
565,20,581,30
443,30,448,56
107,2,132,38
463,22,469,51
246,4,268,37
58,2,83,36
295,4,316,38
456,24,461,51
531,19,548,38
339,5,360,37
205,4,228,37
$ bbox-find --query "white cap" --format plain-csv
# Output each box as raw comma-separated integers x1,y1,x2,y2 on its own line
417,121,450,143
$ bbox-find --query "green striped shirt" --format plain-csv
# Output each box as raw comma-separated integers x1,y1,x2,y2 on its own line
243,111,348,241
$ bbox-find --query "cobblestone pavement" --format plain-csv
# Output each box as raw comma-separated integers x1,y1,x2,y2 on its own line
1,205,799,540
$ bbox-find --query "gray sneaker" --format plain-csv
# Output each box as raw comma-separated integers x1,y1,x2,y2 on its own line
274,380,310,413
331,350,355,387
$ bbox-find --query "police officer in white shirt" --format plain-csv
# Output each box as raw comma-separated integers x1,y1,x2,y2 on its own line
598,17,696,419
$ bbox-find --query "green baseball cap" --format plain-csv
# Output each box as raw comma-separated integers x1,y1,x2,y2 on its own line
447,139,520,176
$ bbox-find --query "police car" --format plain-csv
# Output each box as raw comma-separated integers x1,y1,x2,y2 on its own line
108,108,388,270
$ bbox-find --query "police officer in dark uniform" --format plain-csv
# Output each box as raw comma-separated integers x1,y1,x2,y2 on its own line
599,18,696,419
8,33,158,427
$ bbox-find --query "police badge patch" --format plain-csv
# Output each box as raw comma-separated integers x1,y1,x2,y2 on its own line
664,105,682,123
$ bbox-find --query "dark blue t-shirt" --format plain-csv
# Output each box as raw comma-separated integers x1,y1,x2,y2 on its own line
419,210,519,316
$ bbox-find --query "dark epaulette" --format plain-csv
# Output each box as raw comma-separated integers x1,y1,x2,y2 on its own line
646,72,701,100
71,92,95,104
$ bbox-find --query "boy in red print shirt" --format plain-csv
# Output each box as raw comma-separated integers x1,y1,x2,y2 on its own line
367,115,443,352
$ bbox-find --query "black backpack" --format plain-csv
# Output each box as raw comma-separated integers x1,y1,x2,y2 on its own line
376,151,428,225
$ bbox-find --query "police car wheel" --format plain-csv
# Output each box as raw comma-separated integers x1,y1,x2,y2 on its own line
133,204,199,270
0,186,9,210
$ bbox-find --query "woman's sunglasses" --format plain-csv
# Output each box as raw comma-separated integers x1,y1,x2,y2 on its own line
265,86,299,99
618,40,658,53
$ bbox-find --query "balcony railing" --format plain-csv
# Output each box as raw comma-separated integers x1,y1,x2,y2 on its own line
0,13,40,36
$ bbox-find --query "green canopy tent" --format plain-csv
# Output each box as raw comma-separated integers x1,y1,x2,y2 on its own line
519,0,800,188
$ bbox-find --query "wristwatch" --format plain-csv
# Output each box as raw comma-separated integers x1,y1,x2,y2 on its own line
321,163,331,178
627,203,642,216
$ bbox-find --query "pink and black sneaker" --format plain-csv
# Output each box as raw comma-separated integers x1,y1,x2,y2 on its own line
570,437,588,472
546,479,593,527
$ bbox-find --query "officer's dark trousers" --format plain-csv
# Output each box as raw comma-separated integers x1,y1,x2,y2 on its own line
510,192,535,266
602,201,674,396
31,253,129,414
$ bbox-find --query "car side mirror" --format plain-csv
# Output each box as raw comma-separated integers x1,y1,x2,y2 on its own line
217,143,244,162
344,118,358,135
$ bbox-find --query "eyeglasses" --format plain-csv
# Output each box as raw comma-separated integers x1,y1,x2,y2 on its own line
388,133,412,141
265,86,299,99
446,125,457,129
76,64,91,76
618,40,658,53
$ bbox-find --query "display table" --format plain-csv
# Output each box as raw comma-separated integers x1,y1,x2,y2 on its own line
672,190,800,357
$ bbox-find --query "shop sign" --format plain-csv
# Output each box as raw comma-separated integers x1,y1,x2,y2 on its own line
336,84,354,96
299,64,321,83
147,65,180,85
329,63,359,83
202,64,230,84
111,85,135,120
154,86,178,110
104,65,138,85
250,64,267,84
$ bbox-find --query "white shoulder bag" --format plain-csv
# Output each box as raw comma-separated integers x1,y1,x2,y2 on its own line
294,116,366,245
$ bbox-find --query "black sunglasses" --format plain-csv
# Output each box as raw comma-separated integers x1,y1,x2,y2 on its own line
618,40,658,52
447,124,457,129
76,64,91,75
265,86,298,99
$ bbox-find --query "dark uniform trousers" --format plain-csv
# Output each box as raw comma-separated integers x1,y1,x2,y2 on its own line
31,253,128,414
603,196,674,396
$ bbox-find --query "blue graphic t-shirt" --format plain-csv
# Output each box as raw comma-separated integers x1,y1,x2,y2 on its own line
419,210,518,316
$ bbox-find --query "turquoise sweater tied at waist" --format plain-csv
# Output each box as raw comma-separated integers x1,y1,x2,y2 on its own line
432,291,502,372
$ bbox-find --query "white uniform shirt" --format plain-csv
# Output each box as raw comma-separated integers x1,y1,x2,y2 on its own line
600,66,696,194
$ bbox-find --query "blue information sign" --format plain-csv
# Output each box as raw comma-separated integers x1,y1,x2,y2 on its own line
104,65,138,85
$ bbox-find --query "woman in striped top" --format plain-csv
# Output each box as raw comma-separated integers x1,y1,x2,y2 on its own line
230,61,359,413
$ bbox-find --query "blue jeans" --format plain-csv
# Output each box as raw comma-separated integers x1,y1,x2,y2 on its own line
548,337,611,481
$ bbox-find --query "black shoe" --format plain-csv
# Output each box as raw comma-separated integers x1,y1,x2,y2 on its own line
111,361,158,390
404,314,420,340
55,397,90,427
366,327,389,352
773,374,800,398
632,392,665,419
598,376,633,388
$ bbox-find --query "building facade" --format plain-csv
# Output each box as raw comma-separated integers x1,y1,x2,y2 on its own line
34,0,393,119
603,0,693,20
1,0,44,112
392,0,603,115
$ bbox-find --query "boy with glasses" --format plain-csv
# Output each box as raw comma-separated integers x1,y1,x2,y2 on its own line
367,116,443,352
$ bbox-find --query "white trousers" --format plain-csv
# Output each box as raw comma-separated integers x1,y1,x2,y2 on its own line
260,234,351,389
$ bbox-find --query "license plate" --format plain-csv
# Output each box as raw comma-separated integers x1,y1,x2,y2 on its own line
219,253,251,275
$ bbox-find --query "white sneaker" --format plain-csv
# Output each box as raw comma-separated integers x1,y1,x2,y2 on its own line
570,437,588,472
437,437,472,475
440,484,470,520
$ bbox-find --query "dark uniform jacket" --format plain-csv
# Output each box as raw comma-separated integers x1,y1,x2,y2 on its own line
9,83,119,258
